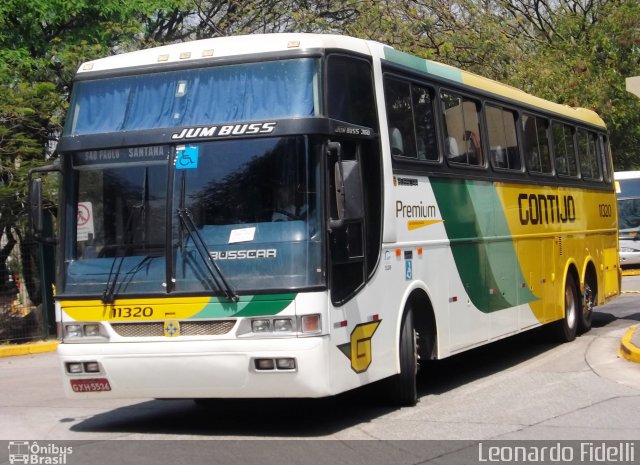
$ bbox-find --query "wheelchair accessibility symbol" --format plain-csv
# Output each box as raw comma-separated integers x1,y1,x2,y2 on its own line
176,145,199,169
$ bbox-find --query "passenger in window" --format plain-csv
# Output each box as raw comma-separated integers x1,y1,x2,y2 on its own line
272,183,301,221
493,145,506,168
464,130,482,165
445,137,460,160
389,127,404,156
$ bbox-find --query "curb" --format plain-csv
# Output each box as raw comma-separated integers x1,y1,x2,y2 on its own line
0,340,58,358
619,325,640,364
621,268,640,277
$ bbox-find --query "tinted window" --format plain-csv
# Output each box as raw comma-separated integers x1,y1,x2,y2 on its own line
384,77,438,161
66,59,318,135
577,128,601,180
327,56,377,130
600,135,612,183
486,105,521,170
441,92,484,166
552,123,578,177
522,114,552,174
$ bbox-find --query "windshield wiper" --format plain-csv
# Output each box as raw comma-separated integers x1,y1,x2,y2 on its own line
177,208,239,302
101,168,148,304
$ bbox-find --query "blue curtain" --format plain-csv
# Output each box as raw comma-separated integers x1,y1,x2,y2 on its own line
68,59,317,135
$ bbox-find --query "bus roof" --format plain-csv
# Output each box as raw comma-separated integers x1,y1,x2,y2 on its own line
615,171,640,180
76,33,605,129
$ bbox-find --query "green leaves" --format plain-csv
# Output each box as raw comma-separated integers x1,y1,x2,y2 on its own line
0,0,639,242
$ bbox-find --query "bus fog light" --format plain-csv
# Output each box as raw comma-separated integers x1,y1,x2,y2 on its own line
83,361,100,373
65,325,82,338
255,358,275,370
273,318,293,333
66,362,83,374
300,314,321,334
276,358,296,370
83,324,100,337
251,319,271,333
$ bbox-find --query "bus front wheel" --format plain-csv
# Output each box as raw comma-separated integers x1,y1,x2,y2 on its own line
388,305,418,406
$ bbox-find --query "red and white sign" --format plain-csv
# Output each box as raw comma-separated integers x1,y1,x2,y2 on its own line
77,202,95,241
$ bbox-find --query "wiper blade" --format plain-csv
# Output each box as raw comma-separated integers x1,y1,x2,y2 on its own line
102,255,154,303
101,168,149,304
102,255,125,304
177,208,239,302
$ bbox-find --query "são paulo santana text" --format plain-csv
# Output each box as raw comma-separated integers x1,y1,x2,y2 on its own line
478,442,635,463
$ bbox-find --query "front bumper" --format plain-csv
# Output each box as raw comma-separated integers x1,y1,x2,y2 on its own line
58,336,332,399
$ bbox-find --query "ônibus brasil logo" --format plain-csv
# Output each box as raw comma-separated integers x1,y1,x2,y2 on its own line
8,441,73,465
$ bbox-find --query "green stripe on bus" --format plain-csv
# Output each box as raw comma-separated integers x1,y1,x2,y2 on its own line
192,293,296,318
431,178,537,312
383,48,463,83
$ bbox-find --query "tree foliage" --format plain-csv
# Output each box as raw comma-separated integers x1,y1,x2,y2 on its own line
0,0,639,242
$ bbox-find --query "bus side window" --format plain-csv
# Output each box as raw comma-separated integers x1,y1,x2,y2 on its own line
522,114,552,174
384,77,416,158
326,55,377,130
599,134,612,184
441,91,484,166
383,77,438,161
552,123,578,177
412,84,438,161
486,105,521,171
577,128,602,180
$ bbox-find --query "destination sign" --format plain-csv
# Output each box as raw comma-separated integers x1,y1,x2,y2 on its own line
73,146,171,166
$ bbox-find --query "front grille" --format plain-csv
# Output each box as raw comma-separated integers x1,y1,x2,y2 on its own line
111,320,236,337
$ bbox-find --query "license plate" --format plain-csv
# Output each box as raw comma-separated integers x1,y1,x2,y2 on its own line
70,378,112,392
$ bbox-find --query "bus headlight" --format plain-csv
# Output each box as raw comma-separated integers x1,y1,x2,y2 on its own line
245,315,321,336
273,318,294,333
83,324,100,337
251,319,271,333
63,322,107,341
65,324,82,338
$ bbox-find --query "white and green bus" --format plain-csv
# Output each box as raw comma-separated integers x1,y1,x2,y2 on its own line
30,34,620,406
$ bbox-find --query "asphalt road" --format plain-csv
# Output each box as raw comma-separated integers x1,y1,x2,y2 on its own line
1,278,639,464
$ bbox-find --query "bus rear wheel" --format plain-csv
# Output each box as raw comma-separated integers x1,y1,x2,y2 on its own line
578,276,595,334
388,305,418,406
553,274,579,343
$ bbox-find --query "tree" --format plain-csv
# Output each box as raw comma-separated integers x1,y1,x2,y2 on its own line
0,0,188,305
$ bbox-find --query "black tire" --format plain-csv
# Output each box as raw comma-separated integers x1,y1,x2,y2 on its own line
578,275,595,334
554,273,579,342
389,306,418,406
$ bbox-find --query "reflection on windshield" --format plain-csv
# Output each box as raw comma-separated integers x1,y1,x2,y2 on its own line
66,58,318,135
66,163,169,296
64,137,325,297
174,136,323,293
618,198,640,230
76,164,167,258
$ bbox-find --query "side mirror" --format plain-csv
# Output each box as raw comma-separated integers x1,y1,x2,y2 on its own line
328,140,364,230
29,178,44,236
335,160,364,221
28,163,59,244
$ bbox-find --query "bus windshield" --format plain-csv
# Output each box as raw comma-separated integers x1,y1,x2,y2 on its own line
617,178,640,230
65,136,323,297
65,58,319,135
